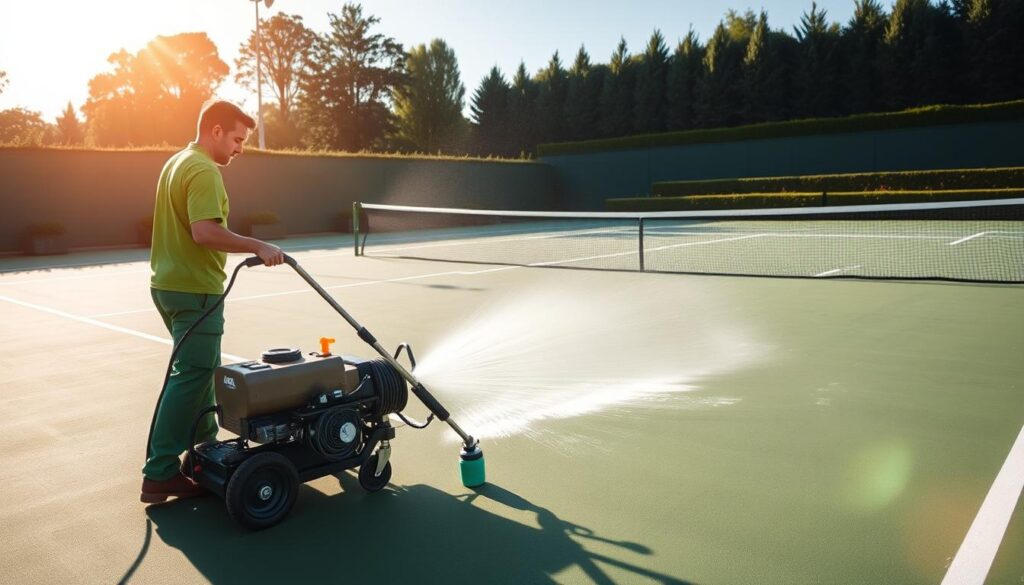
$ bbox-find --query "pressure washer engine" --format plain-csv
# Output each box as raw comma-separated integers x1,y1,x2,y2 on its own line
148,254,485,530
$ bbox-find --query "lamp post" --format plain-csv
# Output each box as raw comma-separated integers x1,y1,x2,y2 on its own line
250,0,274,149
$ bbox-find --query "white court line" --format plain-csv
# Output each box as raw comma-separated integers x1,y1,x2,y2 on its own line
0,268,150,286
84,265,519,318
0,291,416,427
527,234,766,268
814,266,862,277
0,258,145,274
378,230,975,257
379,225,632,254
0,294,247,362
942,423,1024,585
0,240,351,280
949,232,988,246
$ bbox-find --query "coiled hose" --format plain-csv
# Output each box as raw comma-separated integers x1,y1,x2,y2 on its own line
365,358,408,417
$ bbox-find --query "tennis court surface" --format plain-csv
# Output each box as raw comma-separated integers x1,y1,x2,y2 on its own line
1,202,1022,584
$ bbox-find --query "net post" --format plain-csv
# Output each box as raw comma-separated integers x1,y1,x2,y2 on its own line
352,202,361,256
638,217,645,271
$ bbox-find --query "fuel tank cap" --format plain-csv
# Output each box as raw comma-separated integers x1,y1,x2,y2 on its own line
261,347,303,364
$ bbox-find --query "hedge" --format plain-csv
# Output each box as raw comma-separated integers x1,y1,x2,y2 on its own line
538,99,1024,157
652,167,1024,197
607,189,1024,212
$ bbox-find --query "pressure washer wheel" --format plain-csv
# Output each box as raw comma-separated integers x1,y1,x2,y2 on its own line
357,454,392,492
225,452,299,530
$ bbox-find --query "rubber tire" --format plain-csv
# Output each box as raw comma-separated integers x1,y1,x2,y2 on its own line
225,451,299,531
358,454,392,492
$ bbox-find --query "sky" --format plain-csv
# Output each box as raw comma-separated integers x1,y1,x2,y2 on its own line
0,0,896,123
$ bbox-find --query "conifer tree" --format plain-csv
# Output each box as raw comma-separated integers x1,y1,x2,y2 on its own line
470,66,512,156
56,102,83,145
599,38,636,137
666,30,703,130
633,30,670,134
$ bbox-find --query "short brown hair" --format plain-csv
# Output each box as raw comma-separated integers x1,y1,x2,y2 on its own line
197,99,256,135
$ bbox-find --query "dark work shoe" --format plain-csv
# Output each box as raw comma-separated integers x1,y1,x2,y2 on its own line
140,472,206,504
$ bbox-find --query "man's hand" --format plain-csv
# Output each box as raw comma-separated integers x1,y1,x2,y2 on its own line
191,219,285,266
255,241,284,266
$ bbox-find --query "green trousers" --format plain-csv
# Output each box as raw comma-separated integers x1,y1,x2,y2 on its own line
143,288,224,481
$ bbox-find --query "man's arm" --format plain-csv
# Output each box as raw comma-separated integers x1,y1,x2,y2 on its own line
191,219,285,266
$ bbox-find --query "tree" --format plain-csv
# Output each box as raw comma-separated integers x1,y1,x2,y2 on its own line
633,30,671,134
392,38,466,153
469,66,512,156
666,30,704,130
742,12,771,123
0,108,58,145
299,3,405,151
879,0,927,109
507,62,538,156
0,70,7,96
535,51,569,143
842,0,888,114
911,1,962,105
564,46,602,141
695,13,753,128
793,2,842,118
56,102,84,145
964,0,1024,102
599,38,636,137
82,33,228,146
236,12,317,146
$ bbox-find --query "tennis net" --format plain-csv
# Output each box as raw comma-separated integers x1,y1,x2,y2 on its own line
352,198,1024,283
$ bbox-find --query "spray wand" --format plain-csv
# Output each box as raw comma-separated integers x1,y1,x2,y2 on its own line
246,254,486,487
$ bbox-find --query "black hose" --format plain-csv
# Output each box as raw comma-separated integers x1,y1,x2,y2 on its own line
145,258,259,461
396,412,434,429
366,358,408,416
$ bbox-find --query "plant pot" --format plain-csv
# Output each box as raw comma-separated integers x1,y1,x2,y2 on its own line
250,222,286,240
27,234,69,255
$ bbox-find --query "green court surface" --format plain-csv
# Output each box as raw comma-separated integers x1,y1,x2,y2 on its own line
0,235,1021,584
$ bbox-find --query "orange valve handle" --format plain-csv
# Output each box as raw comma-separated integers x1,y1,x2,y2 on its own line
319,337,336,356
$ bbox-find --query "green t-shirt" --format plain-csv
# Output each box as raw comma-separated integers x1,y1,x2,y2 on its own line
150,143,230,294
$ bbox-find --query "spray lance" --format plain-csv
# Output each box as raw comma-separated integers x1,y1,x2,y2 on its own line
260,255,486,486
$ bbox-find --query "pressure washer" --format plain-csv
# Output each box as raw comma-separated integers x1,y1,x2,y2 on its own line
146,254,485,530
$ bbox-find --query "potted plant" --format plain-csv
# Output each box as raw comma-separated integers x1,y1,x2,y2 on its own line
247,211,286,240
25,222,69,255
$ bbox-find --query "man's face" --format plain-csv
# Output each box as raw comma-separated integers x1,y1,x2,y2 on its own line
210,122,251,166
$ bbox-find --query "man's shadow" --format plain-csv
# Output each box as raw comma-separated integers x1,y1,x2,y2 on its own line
138,474,695,584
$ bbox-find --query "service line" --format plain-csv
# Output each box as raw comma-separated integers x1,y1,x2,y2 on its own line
0,294,247,362
949,232,987,246
942,423,1024,585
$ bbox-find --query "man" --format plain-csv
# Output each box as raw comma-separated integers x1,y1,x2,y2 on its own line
141,99,284,504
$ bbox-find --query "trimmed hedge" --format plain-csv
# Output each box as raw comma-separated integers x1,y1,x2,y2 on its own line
538,99,1024,157
607,189,1024,212
652,167,1024,197
608,193,821,211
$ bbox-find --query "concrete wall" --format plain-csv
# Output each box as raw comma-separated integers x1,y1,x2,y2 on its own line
542,120,1024,210
0,149,557,252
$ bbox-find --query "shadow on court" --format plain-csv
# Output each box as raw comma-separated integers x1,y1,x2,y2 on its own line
140,477,694,584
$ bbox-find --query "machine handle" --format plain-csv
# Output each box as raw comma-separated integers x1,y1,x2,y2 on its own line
243,253,298,267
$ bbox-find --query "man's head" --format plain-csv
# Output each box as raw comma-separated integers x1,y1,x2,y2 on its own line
195,100,256,166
